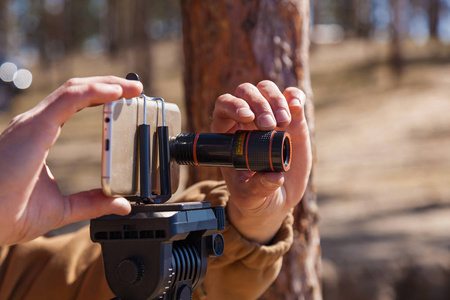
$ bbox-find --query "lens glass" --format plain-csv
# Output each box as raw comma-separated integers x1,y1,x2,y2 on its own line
283,137,290,168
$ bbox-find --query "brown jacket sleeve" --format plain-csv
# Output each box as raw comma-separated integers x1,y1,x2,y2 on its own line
0,181,293,300
172,181,294,300
0,227,114,300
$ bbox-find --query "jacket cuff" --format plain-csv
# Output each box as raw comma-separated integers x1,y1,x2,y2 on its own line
172,180,294,270
211,210,294,270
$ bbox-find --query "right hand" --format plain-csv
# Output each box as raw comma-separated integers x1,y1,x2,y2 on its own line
211,80,312,244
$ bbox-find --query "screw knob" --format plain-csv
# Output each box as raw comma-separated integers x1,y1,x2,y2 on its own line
117,257,144,285
176,284,192,300
125,72,140,81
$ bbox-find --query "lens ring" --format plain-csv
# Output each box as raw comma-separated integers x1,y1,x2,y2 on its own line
282,132,292,171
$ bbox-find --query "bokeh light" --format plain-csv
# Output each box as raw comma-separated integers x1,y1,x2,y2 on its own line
0,62,18,82
13,69,33,89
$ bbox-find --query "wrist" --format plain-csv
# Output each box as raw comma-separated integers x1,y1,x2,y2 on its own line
226,199,289,245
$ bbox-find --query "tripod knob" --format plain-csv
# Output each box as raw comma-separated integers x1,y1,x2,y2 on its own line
117,257,144,285
206,233,225,257
125,72,140,81
176,284,193,300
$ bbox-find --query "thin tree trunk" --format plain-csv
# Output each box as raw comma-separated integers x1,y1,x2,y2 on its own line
0,0,12,56
390,0,406,78
180,1,321,299
428,0,440,38
107,0,120,57
132,1,152,91
1,0,20,58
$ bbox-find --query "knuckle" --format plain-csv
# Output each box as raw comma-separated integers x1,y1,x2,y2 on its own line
285,86,299,92
105,75,118,82
235,82,254,97
217,93,232,103
256,80,275,90
214,94,232,113
9,113,25,126
63,84,82,97
271,95,287,105
64,77,81,87
286,86,306,99
9,112,37,130
299,89,307,99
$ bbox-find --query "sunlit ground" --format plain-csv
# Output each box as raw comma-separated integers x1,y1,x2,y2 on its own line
311,40,450,268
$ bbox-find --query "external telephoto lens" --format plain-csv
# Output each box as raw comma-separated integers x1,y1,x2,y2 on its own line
170,130,292,172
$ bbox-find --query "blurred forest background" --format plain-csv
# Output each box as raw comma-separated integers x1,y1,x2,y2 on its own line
1,0,450,299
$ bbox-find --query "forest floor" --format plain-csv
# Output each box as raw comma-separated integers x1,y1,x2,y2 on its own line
311,39,450,299
312,40,450,265
1,38,450,297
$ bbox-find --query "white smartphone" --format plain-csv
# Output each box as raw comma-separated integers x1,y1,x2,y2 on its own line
101,96,181,197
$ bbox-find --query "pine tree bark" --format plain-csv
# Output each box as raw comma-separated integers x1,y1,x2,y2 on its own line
180,1,321,299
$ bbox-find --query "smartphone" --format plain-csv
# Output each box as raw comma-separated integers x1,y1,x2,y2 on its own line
101,96,181,197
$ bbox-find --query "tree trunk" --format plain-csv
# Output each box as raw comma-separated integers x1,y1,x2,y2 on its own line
428,0,440,38
1,0,20,58
132,1,153,91
180,1,321,299
390,0,406,78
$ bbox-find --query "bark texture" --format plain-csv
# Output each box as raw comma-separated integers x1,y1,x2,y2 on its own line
180,1,321,299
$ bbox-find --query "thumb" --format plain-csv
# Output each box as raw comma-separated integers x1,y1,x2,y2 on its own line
224,169,285,211
61,189,131,226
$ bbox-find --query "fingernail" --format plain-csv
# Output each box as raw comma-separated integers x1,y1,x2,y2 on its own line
258,114,276,129
291,99,301,107
237,107,254,118
275,109,290,123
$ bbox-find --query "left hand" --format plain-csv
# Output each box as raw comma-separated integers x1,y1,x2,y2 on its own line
0,76,143,246
211,80,312,244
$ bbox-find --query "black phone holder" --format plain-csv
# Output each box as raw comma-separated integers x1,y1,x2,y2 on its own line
90,202,225,300
90,74,225,300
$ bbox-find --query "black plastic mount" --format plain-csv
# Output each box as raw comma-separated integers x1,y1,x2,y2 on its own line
90,202,225,300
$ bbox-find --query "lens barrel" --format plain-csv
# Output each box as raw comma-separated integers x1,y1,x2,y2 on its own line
170,130,291,172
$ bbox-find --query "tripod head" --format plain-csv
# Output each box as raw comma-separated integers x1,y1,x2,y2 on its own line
90,201,224,300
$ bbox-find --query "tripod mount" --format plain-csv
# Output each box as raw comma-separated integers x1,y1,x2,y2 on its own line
90,201,225,300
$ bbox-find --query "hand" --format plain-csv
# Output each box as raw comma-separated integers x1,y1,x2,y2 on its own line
0,76,143,246
212,80,312,244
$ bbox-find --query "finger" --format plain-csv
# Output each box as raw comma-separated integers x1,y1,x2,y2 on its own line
61,189,131,226
211,93,256,133
36,79,142,127
60,76,144,101
235,83,277,130
283,87,306,119
57,76,143,88
222,168,284,210
256,80,291,128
